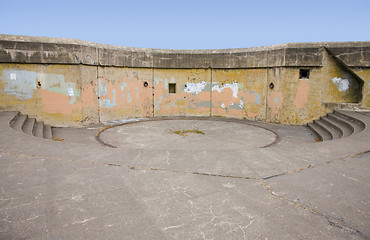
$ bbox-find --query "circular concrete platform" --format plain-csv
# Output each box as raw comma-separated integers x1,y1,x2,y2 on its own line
99,119,277,150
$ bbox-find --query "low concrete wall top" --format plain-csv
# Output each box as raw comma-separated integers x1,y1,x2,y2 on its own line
1,34,369,68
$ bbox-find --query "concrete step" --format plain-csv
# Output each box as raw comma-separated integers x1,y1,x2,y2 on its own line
11,113,27,131
33,121,44,138
9,112,20,127
320,117,346,139
307,123,331,141
313,120,334,141
326,113,354,137
43,124,53,140
8,112,54,140
314,119,341,140
307,109,367,142
23,117,36,135
320,116,344,137
334,111,365,134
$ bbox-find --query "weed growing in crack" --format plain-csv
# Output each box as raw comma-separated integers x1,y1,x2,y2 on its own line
173,129,205,136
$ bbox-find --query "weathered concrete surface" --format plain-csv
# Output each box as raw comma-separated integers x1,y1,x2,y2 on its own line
0,111,369,239
1,34,370,68
99,120,277,149
0,35,369,126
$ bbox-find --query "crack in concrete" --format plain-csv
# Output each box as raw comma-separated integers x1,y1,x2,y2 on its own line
1,148,369,239
70,217,97,225
262,150,370,180
261,179,368,239
53,186,129,204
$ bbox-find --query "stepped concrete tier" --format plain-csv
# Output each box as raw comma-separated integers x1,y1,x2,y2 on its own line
307,110,367,141
0,34,370,127
9,112,53,140
0,111,369,239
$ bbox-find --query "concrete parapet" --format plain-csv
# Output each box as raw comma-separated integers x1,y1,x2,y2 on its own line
0,34,369,126
1,34,369,68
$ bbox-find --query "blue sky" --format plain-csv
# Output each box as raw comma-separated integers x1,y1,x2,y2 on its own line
1,0,369,49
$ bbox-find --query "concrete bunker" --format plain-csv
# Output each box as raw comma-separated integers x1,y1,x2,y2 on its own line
0,35,369,127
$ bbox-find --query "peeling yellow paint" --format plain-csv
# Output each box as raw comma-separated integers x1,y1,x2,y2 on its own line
154,69,211,117
353,69,370,108
0,57,366,126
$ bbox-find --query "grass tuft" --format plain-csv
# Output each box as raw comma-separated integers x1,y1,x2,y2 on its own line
52,137,64,141
173,129,205,136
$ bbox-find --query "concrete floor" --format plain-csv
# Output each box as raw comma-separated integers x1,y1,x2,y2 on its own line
0,113,369,240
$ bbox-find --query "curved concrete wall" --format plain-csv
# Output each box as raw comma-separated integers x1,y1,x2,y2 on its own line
0,34,369,126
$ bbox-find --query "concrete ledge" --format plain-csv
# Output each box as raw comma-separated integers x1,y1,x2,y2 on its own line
1,34,370,68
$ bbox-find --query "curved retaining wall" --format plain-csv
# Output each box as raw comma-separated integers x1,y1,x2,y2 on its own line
0,34,369,126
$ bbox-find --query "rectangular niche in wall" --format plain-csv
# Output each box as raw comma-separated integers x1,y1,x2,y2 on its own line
299,69,310,79
169,83,176,93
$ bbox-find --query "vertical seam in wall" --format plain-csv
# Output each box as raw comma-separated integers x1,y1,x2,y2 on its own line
265,68,269,122
97,47,101,123
152,67,155,118
210,67,213,116
320,48,324,115
152,57,155,117
283,47,286,66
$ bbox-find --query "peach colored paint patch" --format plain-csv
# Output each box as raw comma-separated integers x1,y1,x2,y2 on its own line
81,84,98,109
243,91,256,104
268,91,283,119
41,89,82,114
294,80,309,109
154,80,211,116
99,76,153,117
246,112,258,118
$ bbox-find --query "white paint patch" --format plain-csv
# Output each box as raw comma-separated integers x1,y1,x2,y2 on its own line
223,183,235,188
212,82,239,98
212,85,223,93
221,103,226,108
72,195,84,202
225,83,239,98
239,99,244,108
10,73,16,80
183,81,207,95
5,49,37,60
3,70,37,99
103,118,148,125
332,77,350,91
68,88,74,96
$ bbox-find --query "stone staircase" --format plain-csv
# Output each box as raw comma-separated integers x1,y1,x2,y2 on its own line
9,112,54,140
7,110,368,143
307,110,367,141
